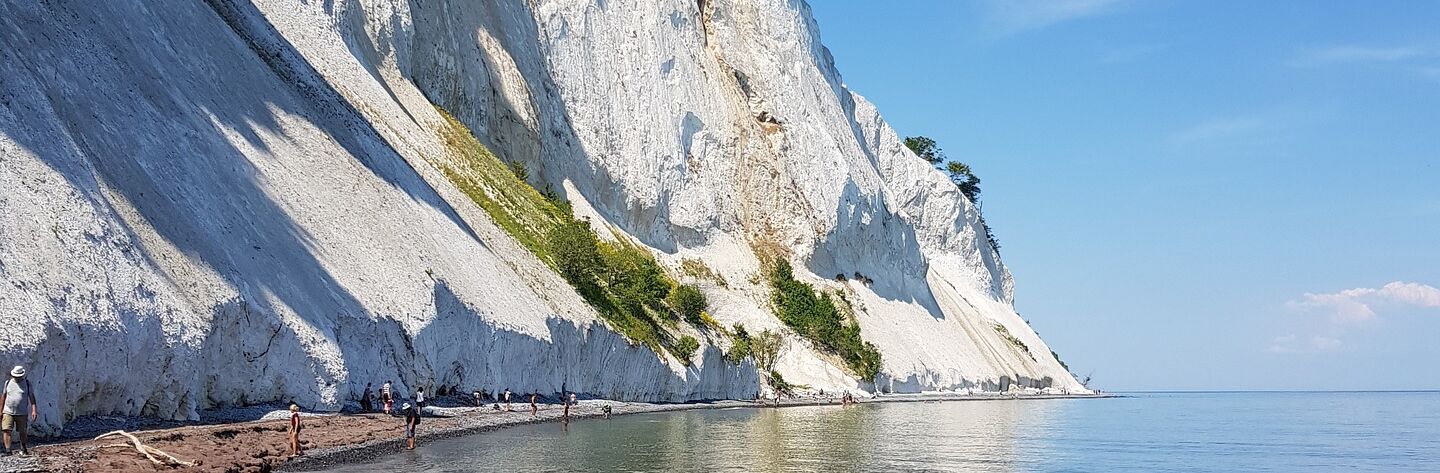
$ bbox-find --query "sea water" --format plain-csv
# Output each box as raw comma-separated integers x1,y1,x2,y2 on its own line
326,392,1440,472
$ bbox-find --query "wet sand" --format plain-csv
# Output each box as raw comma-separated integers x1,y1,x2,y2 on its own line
25,393,1113,472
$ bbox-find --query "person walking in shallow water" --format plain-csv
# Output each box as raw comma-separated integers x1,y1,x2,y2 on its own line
562,392,573,423
402,402,420,450
0,366,38,456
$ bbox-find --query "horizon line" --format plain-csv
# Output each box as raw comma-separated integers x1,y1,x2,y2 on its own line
1114,389,1440,394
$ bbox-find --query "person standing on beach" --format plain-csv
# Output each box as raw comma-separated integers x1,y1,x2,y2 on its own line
415,387,426,409
529,393,538,417
381,380,394,414
361,383,374,413
504,388,512,411
288,404,303,457
0,366,37,456
402,402,420,450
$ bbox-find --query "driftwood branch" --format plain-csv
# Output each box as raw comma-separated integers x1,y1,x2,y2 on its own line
94,430,199,467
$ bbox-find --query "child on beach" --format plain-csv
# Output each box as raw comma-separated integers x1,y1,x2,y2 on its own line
288,404,303,457
381,380,394,414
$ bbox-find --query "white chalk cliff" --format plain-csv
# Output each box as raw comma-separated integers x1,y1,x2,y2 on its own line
0,0,1084,433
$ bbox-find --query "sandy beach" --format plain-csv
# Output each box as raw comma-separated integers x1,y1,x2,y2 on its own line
12,393,1111,472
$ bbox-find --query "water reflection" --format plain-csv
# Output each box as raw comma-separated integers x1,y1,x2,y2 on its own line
329,400,1053,472
325,392,1440,472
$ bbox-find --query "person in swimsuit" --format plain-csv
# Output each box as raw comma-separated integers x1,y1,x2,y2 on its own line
288,404,303,457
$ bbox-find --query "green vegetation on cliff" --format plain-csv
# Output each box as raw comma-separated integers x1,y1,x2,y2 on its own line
767,260,882,380
434,108,712,356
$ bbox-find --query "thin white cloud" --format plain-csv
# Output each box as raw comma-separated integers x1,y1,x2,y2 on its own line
1101,43,1168,64
1169,115,1271,145
980,0,1126,36
1267,334,1344,354
1309,336,1343,351
1289,281,1440,323
1267,334,1299,353
1291,45,1436,67
1271,282,1438,353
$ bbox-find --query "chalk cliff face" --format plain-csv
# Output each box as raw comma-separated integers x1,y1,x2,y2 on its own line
0,0,1082,432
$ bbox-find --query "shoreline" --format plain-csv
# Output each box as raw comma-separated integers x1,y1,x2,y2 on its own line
288,392,1116,472
25,392,1114,472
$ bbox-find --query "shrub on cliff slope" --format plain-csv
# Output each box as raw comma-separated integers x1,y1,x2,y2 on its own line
726,323,752,364
667,284,708,323
768,260,882,380
549,218,603,284
671,335,700,365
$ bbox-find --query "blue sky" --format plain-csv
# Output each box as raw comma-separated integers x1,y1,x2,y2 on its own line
809,1,1440,390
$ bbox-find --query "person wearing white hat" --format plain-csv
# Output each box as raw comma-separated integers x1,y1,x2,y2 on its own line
0,366,37,456
402,402,420,450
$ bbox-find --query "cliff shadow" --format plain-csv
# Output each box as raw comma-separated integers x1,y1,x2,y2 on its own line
0,0,497,418
805,181,944,320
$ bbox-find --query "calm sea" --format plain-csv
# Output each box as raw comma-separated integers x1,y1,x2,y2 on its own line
326,392,1440,472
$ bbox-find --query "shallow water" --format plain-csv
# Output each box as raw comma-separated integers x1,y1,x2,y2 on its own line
326,392,1440,472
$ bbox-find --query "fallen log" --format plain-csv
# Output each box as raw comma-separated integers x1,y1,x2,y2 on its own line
94,430,200,467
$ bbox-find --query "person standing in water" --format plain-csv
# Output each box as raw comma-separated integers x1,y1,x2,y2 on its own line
288,404,303,457
562,392,571,423
402,402,420,450
529,392,538,417
0,366,38,456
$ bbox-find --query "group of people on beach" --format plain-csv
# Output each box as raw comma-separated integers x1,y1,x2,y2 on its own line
318,383,597,454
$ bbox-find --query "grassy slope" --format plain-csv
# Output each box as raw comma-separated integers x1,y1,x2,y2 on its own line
430,108,694,359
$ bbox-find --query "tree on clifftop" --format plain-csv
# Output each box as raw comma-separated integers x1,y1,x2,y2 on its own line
905,135,982,203
945,161,982,203
903,136,945,164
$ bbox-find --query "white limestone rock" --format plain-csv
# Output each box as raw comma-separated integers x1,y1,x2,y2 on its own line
0,0,1082,433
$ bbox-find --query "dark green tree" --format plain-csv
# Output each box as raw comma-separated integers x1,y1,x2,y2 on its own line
667,284,709,323
945,161,982,202
546,218,602,284
903,136,945,164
